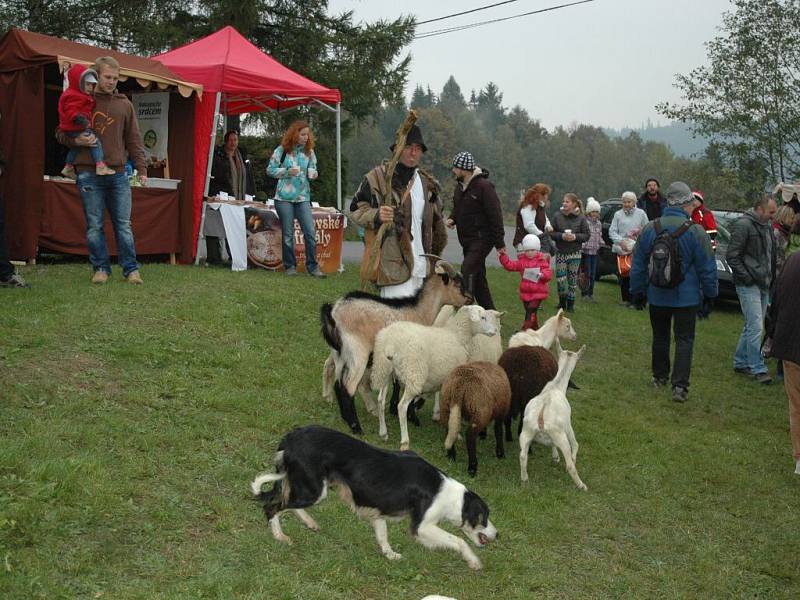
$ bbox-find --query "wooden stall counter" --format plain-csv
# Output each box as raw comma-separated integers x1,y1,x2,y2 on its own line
39,177,181,257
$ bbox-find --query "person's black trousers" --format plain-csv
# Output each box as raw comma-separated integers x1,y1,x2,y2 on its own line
0,194,16,280
461,241,495,309
649,304,698,390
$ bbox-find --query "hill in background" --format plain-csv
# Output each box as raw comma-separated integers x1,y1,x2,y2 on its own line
605,121,709,158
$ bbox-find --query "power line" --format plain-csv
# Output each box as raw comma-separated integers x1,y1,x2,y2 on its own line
418,0,527,26
415,0,596,39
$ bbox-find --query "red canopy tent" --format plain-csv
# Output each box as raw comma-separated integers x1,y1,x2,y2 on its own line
154,26,342,256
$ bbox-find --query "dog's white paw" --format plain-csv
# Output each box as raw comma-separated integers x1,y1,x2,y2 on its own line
467,557,483,570
384,550,403,561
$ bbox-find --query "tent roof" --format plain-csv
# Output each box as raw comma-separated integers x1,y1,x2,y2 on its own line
153,26,341,114
0,28,202,98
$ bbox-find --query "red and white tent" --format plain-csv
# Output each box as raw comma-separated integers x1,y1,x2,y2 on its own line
154,26,342,254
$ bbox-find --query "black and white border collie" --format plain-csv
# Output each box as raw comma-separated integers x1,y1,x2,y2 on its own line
251,425,497,570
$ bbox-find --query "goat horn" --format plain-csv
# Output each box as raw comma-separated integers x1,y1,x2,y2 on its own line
420,253,456,278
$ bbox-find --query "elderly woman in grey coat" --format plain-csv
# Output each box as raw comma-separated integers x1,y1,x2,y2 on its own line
610,191,649,306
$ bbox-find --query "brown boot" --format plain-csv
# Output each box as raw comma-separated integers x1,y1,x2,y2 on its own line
95,163,116,176
91,271,109,284
126,270,144,285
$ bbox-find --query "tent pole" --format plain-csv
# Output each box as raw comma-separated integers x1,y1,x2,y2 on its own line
196,91,222,266
336,102,342,212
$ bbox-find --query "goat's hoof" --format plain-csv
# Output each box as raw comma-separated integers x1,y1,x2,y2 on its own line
275,534,293,545
468,558,483,570
350,423,363,435
384,550,402,561
578,483,588,492
447,448,456,462
496,449,505,459
468,466,477,477
379,432,388,441
399,442,409,451
478,430,487,440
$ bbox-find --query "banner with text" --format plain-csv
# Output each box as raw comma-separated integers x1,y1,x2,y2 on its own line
132,92,169,170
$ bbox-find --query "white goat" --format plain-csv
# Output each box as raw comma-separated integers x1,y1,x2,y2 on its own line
519,339,587,490
371,305,500,450
508,309,577,349
320,260,471,434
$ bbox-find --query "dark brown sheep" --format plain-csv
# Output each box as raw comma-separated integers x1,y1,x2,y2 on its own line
440,361,511,477
498,346,558,442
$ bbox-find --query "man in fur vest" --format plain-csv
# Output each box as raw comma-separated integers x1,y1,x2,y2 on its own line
447,151,506,309
349,124,448,298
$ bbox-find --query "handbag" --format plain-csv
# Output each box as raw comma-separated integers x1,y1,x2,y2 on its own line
616,254,632,278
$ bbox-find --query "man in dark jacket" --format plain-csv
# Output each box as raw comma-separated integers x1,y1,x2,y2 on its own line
447,151,506,309
726,195,778,384
209,130,256,199
764,252,800,474
630,181,718,403
637,178,667,221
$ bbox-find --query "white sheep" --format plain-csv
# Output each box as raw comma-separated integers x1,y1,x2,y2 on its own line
519,338,587,490
371,305,500,450
508,309,577,349
430,305,505,422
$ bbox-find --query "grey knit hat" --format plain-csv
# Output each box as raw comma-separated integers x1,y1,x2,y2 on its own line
452,151,475,171
666,181,694,206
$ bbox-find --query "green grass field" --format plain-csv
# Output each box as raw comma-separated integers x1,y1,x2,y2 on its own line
1,262,797,599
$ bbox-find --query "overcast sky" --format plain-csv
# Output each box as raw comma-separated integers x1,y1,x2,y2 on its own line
328,0,732,130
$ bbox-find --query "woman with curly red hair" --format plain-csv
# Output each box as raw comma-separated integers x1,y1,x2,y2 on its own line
267,120,324,277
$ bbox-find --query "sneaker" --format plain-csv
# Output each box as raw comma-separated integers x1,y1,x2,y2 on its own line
61,165,77,179
284,267,297,276
95,163,116,176
126,270,144,285
734,366,751,375
752,372,772,385
91,271,109,284
652,377,668,388
795,459,800,475
0,272,31,288
309,267,327,278
672,386,689,402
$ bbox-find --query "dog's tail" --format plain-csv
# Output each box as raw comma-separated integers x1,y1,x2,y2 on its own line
250,450,287,496
320,303,341,352
250,471,286,496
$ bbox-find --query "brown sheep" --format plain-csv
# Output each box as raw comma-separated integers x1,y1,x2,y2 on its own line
440,361,511,477
498,346,558,442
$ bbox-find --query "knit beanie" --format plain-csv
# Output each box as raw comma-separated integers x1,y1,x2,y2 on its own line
585,197,601,214
521,234,540,252
666,181,694,206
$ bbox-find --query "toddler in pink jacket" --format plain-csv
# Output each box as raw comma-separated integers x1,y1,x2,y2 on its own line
499,234,553,330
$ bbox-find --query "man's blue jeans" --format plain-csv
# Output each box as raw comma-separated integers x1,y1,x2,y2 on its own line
734,284,770,375
274,199,318,271
76,171,138,276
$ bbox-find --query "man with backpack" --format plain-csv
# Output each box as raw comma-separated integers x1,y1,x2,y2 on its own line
630,181,719,402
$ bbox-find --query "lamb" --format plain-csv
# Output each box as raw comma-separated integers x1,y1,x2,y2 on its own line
370,305,499,450
507,309,577,349
440,361,512,477
519,339,588,491
320,259,471,435
430,305,505,422
497,345,558,442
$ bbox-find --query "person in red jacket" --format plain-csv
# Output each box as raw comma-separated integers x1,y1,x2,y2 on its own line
691,190,718,250
58,64,114,179
498,234,553,330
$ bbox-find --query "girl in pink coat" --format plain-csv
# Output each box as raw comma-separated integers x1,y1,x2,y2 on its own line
499,234,553,330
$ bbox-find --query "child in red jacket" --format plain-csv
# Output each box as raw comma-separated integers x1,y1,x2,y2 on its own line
58,64,115,179
499,234,553,330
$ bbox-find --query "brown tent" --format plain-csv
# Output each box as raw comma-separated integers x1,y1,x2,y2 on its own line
0,28,203,262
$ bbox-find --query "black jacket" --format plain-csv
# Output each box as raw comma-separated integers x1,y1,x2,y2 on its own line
451,169,505,250
766,252,800,365
726,210,775,290
637,192,667,220
209,146,256,198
